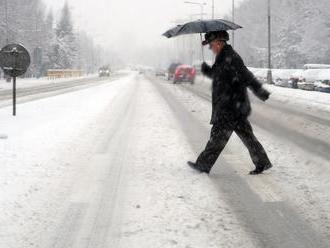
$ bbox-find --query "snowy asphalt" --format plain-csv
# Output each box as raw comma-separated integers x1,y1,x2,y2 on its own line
181,81,330,161
0,72,127,109
151,76,330,248
1,72,329,247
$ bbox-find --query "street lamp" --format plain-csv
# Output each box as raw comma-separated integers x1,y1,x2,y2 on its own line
4,0,9,43
267,0,273,84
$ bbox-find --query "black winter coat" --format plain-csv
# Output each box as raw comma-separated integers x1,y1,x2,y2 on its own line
202,44,270,124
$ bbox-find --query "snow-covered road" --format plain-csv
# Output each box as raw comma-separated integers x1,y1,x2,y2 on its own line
0,72,329,247
0,72,127,109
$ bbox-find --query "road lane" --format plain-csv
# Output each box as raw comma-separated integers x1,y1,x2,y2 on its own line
2,72,329,247
150,75,330,248
166,78,330,161
0,73,126,109
47,75,139,248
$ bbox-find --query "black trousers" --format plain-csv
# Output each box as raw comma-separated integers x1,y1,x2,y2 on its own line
196,118,271,171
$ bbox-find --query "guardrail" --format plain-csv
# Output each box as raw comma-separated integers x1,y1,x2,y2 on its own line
47,69,84,80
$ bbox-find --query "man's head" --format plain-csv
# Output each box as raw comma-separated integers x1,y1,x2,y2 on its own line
202,31,229,55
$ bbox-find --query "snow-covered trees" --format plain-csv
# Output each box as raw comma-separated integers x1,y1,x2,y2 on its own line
52,2,77,69
234,0,330,68
0,0,102,76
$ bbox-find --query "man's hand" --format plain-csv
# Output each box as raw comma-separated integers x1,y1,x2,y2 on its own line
256,87,271,101
201,62,211,75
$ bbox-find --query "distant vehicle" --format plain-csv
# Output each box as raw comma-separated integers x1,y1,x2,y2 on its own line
314,80,330,93
297,79,315,91
274,78,288,87
173,65,196,84
99,66,110,77
155,69,166,77
288,77,299,89
272,69,303,88
168,63,181,80
313,69,330,93
303,64,330,70
297,69,325,91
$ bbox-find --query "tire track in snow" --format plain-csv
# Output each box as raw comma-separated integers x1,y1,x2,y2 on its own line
150,76,330,248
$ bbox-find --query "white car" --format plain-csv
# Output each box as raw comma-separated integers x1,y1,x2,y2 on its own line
297,80,315,91
314,80,330,93
274,78,290,87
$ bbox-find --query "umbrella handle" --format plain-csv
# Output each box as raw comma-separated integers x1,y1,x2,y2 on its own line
200,33,205,62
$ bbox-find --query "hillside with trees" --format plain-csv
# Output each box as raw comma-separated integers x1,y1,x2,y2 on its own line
233,0,330,68
0,0,102,77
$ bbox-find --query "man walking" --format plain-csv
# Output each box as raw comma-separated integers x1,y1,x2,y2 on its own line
188,31,272,175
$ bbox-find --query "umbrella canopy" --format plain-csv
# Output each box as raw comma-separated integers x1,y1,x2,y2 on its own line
163,19,242,38
163,25,183,38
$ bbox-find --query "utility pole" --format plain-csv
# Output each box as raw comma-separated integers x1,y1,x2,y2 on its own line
5,0,9,43
232,0,235,48
267,0,273,84
212,0,215,19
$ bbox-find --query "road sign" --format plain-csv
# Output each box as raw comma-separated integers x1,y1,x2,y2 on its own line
0,44,31,116
0,44,30,77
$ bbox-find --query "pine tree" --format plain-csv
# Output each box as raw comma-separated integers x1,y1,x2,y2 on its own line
53,2,78,69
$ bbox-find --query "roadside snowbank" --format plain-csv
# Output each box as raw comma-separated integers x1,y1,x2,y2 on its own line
195,75,330,114
0,74,97,91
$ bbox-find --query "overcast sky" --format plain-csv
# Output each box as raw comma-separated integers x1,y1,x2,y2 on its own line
43,0,244,63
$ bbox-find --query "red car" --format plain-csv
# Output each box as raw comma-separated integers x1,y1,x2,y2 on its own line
173,65,196,84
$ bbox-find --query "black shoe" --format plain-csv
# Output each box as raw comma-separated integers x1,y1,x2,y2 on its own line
187,161,210,174
249,164,273,175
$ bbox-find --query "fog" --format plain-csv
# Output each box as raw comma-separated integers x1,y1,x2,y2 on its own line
43,0,243,65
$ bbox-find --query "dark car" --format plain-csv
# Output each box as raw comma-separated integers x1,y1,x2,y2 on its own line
168,63,181,81
173,65,196,84
99,66,111,77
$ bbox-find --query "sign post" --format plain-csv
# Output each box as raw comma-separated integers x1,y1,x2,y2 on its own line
0,44,30,116
13,76,16,115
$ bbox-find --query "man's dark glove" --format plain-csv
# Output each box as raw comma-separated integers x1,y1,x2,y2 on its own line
201,62,211,75
256,87,271,101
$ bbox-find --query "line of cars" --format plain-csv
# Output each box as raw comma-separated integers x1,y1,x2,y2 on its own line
156,63,330,93
250,65,330,93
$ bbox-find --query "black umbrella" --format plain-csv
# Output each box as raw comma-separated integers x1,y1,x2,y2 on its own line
163,25,183,38
163,19,242,38
163,19,242,60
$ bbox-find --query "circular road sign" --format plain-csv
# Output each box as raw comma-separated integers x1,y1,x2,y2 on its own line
0,44,30,77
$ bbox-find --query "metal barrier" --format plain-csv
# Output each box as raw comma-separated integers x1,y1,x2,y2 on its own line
47,69,84,79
